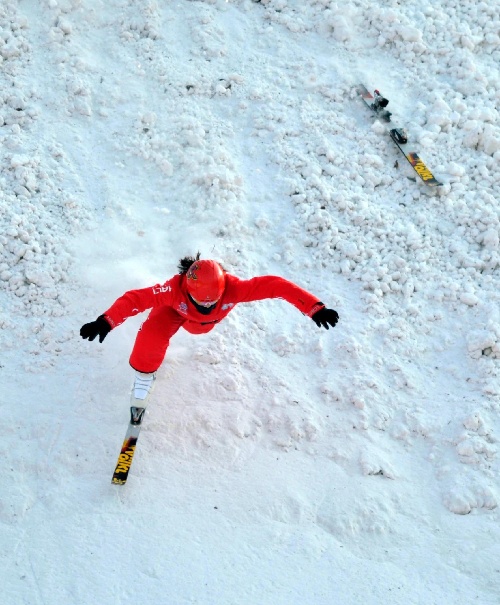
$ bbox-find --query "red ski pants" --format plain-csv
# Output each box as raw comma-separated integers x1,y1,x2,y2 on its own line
129,306,217,373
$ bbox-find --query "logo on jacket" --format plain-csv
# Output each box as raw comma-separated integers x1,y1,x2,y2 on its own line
186,263,199,281
178,302,188,314
153,284,171,294
221,303,234,311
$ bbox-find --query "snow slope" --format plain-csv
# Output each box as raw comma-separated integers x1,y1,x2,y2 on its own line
1,1,499,604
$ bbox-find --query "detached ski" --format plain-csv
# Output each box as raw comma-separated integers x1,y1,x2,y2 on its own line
358,85,443,187
111,406,146,485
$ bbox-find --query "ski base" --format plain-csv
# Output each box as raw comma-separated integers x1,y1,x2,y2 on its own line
111,406,146,485
358,85,443,187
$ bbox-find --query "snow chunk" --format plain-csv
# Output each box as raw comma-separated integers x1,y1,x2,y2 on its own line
400,25,422,43
444,486,498,515
25,269,54,288
463,413,484,432
336,239,358,259
359,447,397,479
57,18,73,35
467,330,498,359
482,228,499,250
460,292,479,307
446,162,466,177
482,125,500,156
331,17,351,42
10,154,31,168
371,120,387,135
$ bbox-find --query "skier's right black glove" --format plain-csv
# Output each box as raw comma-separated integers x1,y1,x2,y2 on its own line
80,315,111,343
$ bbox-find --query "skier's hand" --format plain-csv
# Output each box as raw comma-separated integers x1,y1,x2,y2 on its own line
312,307,339,330
80,315,111,343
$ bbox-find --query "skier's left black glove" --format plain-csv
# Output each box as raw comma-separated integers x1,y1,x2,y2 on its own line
311,306,339,330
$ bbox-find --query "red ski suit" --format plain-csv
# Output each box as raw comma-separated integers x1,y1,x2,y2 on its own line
103,273,324,373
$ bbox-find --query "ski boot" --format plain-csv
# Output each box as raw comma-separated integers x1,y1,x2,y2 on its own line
130,371,156,404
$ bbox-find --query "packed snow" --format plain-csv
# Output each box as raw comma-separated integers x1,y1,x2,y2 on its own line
1,1,499,604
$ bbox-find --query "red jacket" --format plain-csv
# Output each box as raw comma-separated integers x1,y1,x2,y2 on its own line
104,273,324,334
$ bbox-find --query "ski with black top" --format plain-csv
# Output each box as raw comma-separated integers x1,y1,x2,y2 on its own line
358,84,443,187
111,406,146,485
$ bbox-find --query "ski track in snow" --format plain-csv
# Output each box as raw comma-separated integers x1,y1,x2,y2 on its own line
1,1,499,604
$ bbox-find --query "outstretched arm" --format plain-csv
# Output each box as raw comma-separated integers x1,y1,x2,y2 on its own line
80,278,177,342
230,275,339,328
101,285,166,329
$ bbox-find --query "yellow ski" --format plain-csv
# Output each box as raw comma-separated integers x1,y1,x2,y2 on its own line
111,407,146,485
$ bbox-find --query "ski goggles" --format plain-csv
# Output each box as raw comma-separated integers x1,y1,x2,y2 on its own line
191,296,219,308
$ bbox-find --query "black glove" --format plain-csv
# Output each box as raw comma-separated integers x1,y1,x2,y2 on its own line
80,315,111,343
312,306,339,330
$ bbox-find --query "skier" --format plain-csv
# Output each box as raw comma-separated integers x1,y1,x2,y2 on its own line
80,254,339,402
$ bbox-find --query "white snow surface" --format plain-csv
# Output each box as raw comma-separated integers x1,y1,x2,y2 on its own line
1,1,499,603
